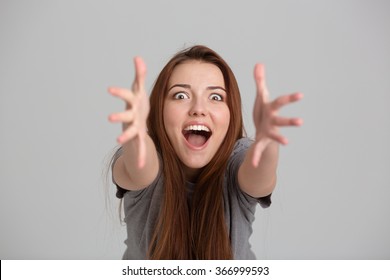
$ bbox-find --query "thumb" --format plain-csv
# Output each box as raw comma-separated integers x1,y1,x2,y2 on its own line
254,63,269,103
133,56,147,91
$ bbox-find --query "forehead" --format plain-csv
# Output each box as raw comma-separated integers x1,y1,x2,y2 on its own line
168,61,225,87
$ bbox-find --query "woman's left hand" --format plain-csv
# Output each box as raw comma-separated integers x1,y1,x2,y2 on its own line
252,63,303,167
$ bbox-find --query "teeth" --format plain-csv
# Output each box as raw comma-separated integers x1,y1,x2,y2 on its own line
183,125,210,132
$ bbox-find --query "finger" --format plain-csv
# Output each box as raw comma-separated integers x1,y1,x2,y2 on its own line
108,110,135,123
268,130,288,145
132,56,147,92
272,116,303,127
254,63,269,103
271,92,303,111
108,87,135,104
117,125,138,144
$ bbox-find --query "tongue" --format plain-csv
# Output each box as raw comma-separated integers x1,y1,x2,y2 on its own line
187,133,206,147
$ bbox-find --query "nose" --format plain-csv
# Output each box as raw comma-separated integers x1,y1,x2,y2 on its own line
189,97,208,117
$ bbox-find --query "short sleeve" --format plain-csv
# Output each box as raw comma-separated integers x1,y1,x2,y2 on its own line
110,147,126,198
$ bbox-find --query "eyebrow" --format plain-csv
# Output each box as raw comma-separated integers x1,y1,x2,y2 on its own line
168,84,226,92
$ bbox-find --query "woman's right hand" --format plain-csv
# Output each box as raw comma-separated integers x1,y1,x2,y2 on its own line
108,57,150,168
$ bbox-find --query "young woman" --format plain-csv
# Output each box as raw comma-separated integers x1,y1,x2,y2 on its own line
108,45,303,259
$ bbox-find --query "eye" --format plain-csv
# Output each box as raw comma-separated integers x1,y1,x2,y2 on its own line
210,93,223,101
173,92,189,100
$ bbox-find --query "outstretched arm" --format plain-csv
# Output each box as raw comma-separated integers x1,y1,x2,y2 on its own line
238,64,303,198
108,57,159,191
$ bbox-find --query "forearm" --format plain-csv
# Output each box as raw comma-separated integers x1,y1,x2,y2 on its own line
114,134,159,190
238,140,279,198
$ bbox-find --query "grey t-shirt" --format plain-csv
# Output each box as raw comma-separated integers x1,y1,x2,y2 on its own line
113,137,271,259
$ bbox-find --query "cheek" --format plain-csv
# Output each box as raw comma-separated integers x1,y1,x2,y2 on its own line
163,103,182,138
216,106,231,133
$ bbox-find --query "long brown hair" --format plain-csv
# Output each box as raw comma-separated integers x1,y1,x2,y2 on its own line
147,45,244,259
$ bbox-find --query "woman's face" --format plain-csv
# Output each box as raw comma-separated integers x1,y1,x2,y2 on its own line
163,61,230,180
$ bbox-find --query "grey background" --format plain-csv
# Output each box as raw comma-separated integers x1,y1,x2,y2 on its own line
1,0,389,259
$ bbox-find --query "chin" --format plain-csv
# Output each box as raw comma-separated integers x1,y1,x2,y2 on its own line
182,160,209,170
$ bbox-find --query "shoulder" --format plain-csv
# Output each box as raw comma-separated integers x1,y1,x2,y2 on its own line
225,137,252,188
228,137,254,165
233,137,253,153
226,137,272,209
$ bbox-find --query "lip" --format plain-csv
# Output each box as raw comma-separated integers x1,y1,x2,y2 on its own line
182,121,212,151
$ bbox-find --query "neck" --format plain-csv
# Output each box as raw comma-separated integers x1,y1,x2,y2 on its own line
182,165,202,183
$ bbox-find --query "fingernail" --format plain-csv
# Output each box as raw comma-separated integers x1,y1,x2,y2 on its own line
296,119,303,126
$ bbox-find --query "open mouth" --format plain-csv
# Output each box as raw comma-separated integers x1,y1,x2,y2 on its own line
182,125,212,148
